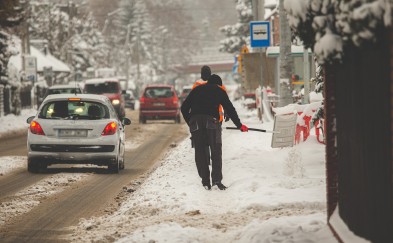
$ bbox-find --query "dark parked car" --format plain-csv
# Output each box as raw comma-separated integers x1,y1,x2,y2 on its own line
123,90,136,110
139,84,181,124
179,85,193,104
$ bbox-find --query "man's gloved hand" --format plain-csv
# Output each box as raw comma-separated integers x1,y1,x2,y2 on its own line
224,114,230,122
240,124,248,132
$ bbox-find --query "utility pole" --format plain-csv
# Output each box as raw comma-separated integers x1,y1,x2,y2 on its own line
252,0,265,21
278,0,293,107
125,24,131,91
136,21,141,81
251,0,265,90
303,46,310,103
20,0,33,108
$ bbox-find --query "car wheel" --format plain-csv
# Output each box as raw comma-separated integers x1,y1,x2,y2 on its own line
108,159,120,173
175,115,181,124
139,116,146,124
28,158,46,173
119,148,125,170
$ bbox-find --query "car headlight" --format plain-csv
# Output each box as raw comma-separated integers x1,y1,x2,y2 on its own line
112,99,120,105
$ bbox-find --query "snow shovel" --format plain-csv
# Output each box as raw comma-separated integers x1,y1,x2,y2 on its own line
225,127,280,133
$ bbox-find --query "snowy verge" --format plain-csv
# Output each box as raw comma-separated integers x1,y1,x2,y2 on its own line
0,156,25,176
0,109,35,140
0,173,89,226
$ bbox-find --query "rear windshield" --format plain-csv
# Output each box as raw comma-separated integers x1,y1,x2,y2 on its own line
84,82,120,94
38,100,110,120
144,87,174,98
48,88,82,95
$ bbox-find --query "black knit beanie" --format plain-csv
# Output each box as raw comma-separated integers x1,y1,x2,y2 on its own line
207,74,222,85
201,65,211,81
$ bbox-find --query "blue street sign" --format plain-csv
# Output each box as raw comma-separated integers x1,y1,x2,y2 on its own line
250,21,271,48
232,55,239,73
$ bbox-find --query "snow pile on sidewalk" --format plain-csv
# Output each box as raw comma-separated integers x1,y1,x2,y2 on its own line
67,101,337,243
0,109,35,139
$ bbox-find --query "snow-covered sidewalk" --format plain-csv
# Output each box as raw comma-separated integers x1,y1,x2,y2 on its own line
0,109,34,140
66,102,337,242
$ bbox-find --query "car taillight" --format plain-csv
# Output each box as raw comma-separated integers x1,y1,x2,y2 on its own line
102,122,117,136
139,96,145,105
30,121,45,135
173,97,179,105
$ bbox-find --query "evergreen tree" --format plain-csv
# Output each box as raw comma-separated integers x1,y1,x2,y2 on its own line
0,0,23,28
219,0,253,54
283,0,391,64
0,0,23,84
145,0,198,80
59,12,110,73
311,62,324,123
29,3,70,57
112,0,152,69
29,2,110,75
0,0,24,116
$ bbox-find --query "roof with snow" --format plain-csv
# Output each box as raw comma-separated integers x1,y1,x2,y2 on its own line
266,45,312,57
8,39,71,73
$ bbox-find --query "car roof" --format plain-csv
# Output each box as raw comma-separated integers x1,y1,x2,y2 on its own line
84,78,120,84
145,84,174,88
182,85,193,90
44,93,110,103
49,84,81,89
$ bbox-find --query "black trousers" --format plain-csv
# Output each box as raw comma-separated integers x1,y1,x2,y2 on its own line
189,115,222,185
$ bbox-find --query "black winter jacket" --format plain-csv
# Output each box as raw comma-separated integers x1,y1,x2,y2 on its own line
180,83,242,128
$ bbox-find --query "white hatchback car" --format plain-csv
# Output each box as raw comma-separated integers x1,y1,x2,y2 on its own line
26,93,131,173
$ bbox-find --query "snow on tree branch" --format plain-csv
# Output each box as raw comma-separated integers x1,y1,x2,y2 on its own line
284,0,392,64
219,0,253,54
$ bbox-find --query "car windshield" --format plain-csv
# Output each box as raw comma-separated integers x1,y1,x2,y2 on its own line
84,82,120,94
123,90,135,99
48,88,81,95
144,87,173,98
38,100,110,120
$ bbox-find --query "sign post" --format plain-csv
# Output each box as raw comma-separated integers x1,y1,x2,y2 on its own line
250,21,271,91
25,56,37,83
25,56,37,109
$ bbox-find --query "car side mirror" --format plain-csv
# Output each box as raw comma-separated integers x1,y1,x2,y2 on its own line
26,116,35,124
122,117,131,125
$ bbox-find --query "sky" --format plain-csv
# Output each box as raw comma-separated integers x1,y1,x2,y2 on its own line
0,84,371,242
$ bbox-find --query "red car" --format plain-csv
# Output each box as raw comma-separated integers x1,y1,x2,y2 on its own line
83,78,126,118
139,84,181,124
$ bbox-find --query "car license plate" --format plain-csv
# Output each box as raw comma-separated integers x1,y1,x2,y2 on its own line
58,129,88,137
153,102,165,106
